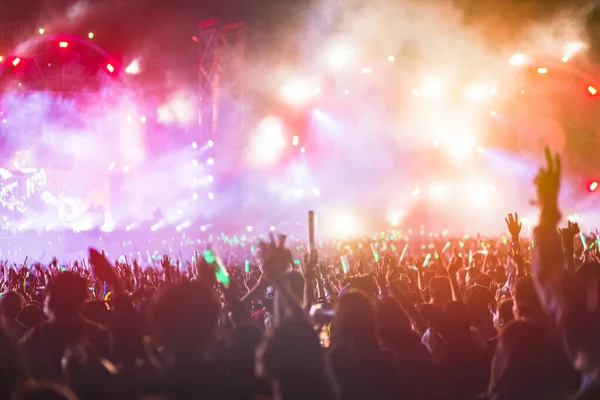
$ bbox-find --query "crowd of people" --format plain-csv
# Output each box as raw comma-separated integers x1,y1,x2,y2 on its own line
0,148,598,400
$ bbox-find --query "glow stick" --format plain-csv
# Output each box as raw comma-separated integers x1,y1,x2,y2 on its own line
399,243,409,262
340,255,349,274
245,259,250,273
580,232,587,248
370,243,380,262
434,251,439,259
468,250,473,265
204,249,230,287
423,253,432,267
442,241,451,253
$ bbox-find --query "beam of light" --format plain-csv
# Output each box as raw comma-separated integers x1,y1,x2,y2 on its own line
312,109,338,131
562,41,585,62
510,53,528,66
125,59,141,75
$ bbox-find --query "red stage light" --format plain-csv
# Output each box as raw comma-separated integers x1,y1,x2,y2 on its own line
58,41,69,48
12,57,20,67
590,181,599,192
106,63,115,73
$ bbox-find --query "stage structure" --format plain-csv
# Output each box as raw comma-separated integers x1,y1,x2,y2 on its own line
197,18,245,180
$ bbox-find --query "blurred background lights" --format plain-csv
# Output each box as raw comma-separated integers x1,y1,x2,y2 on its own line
387,55,395,62
192,141,198,149
125,59,141,75
588,86,597,95
269,226,276,232
465,85,487,101
246,225,253,232
537,67,547,74
590,181,599,192
326,45,353,69
208,192,215,200
421,80,443,98
38,28,45,34
207,175,214,183
88,32,94,39
207,157,215,165
207,140,214,147
281,81,312,105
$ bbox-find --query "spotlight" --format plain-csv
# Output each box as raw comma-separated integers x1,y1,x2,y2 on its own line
510,53,528,66
125,59,140,75
207,140,214,147
38,28,45,34
281,81,312,105
388,55,395,62
88,32,94,39
58,41,69,48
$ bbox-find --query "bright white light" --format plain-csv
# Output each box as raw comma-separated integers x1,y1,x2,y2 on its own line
247,117,287,167
510,53,528,66
563,41,585,62
429,184,448,198
192,159,198,167
312,187,321,197
489,86,498,95
122,165,130,173
157,93,195,124
362,67,372,74
207,175,214,183
411,188,421,198
281,81,312,105
412,88,421,97
208,192,215,200
207,157,215,165
465,85,487,101
445,136,475,157
201,225,206,232
300,147,306,153
126,114,133,124
292,136,299,146
327,211,361,238
344,90,350,95
388,55,395,62
247,225,253,232
125,59,141,75
192,193,199,200
140,116,146,123
207,140,214,147
537,67,547,74
192,141,198,149
422,80,443,98
88,32,94,39
269,225,276,232
312,87,322,96
467,183,494,206
388,210,404,226
108,162,115,171
38,28,45,35
327,45,353,69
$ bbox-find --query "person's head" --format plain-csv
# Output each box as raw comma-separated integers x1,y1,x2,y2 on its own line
0,291,24,320
464,285,493,322
493,298,514,332
512,277,544,322
428,277,451,306
18,303,44,330
149,282,219,360
44,272,88,319
490,320,576,397
465,268,481,287
375,297,412,348
330,289,378,357
258,319,335,399
227,324,263,378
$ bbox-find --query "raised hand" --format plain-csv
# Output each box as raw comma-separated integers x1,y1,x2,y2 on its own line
505,213,522,238
559,220,580,241
374,262,388,289
535,147,562,221
447,251,463,277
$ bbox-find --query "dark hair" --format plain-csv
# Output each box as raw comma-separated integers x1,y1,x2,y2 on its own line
149,282,219,358
46,272,88,317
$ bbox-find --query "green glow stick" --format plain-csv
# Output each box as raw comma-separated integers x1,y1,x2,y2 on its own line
203,249,230,287
580,232,587,248
340,255,349,274
442,241,451,253
370,243,380,262
245,259,250,273
434,251,439,259
399,243,409,261
423,253,432,267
